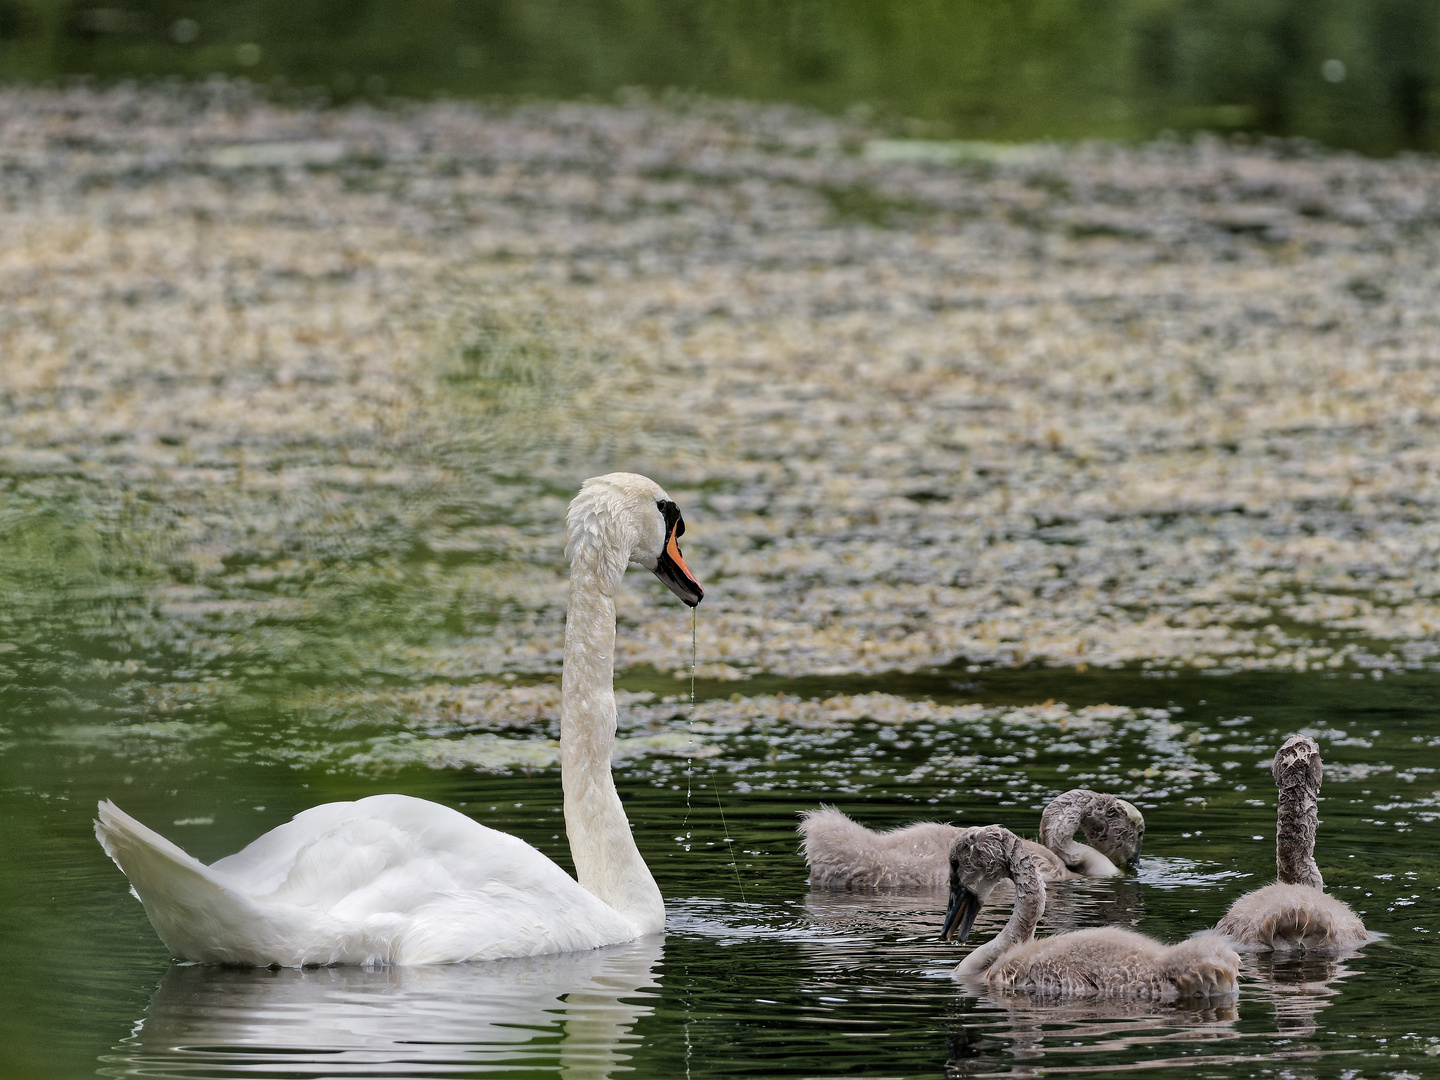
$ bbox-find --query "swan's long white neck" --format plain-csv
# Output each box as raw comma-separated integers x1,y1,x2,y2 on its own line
560,534,665,935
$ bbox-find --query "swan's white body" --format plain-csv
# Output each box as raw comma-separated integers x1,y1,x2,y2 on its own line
95,473,704,966
95,795,639,965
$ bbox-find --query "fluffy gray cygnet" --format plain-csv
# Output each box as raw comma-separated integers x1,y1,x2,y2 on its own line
1214,735,1371,952
941,824,1239,1000
799,789,1144,890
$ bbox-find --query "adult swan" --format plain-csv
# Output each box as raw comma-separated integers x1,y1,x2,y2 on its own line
95,473,704,966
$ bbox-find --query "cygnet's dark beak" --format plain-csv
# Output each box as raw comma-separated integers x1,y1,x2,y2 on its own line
940,884,981,944
652,504,703,607
1127,843,1143,870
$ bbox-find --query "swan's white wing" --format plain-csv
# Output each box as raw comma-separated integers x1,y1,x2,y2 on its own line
107,795,637,966
209,794,511,897
208,795,551,899
211,794,638,964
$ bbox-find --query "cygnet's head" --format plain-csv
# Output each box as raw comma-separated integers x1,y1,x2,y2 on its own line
566,472,704,606
940,825,1033,944
1272,734,1322,792
1041,788,1146,871
1082,795,1146,870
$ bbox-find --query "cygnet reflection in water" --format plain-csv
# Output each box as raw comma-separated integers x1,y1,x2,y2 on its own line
802,875,1146,942
938,926,1360,1075
1242,951,1363,1039
942,993,1238,1078
105,935,663,1080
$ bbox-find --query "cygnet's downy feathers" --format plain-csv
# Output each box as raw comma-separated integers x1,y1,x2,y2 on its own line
1214,735,1371,953
941,825,1238,1000
799,788,1143,891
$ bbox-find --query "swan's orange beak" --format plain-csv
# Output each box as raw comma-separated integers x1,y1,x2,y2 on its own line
653,517,703,607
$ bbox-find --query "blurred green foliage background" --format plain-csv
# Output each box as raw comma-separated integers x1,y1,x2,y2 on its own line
0,1,1436,151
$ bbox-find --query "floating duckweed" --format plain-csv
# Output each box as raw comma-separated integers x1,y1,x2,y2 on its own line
1,87,1439,695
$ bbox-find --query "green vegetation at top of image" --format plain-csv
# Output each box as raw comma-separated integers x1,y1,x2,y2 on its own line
0,0,1435,153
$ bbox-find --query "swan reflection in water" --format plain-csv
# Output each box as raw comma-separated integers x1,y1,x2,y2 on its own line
103,935,664,1080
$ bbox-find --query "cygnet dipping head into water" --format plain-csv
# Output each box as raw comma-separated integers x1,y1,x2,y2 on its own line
1038,789,1145,876
799,788,1144,891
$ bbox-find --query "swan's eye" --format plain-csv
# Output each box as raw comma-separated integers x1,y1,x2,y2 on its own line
657,499,685,538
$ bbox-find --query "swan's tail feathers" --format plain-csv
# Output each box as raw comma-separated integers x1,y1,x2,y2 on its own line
96,799,205,876
1164,933,1241,999
95,800,264,964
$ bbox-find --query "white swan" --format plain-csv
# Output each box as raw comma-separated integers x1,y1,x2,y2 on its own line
799,789,1143,890
940,825,1238,999
1214,735,1370,952
94,472,704,966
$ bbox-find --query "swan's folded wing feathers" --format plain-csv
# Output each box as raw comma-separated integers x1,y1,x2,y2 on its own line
213,795,589,902
210,795,537,902
207,800,368,893
209,793,634,963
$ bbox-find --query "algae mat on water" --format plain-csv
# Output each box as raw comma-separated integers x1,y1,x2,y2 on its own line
3,86,1440,685
1,86,1439,1078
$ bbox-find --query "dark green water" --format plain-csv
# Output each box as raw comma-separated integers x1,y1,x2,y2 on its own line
4,657,1438,1079
1,0,1437,152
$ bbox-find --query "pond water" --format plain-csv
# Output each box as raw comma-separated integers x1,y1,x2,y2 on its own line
4,0,1437,152
4,654,1438,1079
